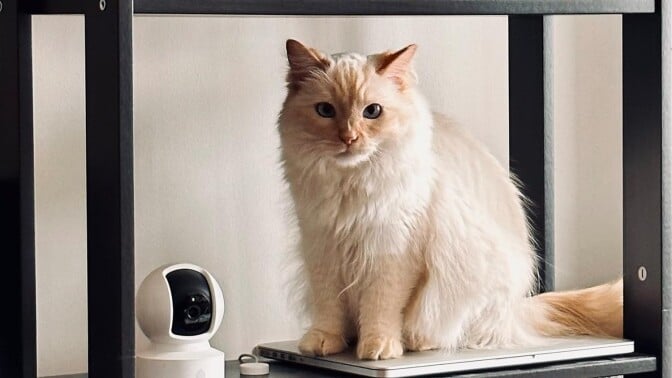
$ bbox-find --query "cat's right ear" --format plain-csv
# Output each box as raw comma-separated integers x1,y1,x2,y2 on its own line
286,39,330,85
376,44,417,90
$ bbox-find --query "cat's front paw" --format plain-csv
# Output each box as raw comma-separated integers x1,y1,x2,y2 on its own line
298,329,348,357
404,332,438,352
356,335,404,360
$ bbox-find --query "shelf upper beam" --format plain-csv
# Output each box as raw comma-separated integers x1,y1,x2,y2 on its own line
31,0,655,15
134,0,655,15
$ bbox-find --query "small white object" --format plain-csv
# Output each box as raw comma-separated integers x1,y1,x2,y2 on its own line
239,354,270,376
136,263,226,378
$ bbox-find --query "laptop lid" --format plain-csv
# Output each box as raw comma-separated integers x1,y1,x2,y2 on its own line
257,337,633,377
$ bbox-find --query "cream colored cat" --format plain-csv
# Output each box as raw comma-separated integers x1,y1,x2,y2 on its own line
278,39,622,361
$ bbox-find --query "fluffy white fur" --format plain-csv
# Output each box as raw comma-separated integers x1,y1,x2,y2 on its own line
278,40,621,360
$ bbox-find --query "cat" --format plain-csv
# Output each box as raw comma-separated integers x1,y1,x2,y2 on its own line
277,39,622,360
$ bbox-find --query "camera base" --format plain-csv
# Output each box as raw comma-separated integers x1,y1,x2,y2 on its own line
137,344,225,378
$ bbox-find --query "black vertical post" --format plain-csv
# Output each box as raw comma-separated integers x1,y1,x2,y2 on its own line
85,0,135,376
508,15,551,292
623,1,667,376
0,0,36,377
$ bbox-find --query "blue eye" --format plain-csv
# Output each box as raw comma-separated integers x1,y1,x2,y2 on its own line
363,103,382,119
315,102,336,118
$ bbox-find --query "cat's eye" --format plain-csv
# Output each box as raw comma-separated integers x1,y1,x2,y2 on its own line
363,103,383,119
315,102,336,118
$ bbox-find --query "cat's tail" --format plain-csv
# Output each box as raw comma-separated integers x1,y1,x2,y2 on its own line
528,279,623,338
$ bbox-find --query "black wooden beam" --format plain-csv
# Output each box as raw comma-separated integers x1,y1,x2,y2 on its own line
508,15,551,292
30,0,84,14
84,0,135,376
30,0,655,15
623,0,668,376
0,0,36,377
39,354,658,378
133,0,654,16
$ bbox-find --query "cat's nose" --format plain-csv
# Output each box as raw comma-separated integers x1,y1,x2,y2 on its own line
340,132,359,146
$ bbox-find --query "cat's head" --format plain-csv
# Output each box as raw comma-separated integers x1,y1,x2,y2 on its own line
278,39,425,169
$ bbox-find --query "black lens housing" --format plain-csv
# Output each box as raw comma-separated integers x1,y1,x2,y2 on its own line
166,269,213,336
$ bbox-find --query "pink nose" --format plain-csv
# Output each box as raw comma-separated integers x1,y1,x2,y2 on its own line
340,133,359,146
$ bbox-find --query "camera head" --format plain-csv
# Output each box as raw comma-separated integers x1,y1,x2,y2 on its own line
136,263,224,344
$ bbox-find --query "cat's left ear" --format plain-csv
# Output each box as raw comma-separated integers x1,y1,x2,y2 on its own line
286,39,330,85
375,44,418,89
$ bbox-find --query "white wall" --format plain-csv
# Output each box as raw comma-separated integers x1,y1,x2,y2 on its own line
32,16,88,378
32,15,620,376
551,16,623,290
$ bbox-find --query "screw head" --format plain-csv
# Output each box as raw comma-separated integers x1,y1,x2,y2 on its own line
99,0,106,11
638,266,648,281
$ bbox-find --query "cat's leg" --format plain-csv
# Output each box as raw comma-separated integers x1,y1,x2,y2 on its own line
402,271,440,352
298,263,350,356
401,267,475,353
356,257,417,360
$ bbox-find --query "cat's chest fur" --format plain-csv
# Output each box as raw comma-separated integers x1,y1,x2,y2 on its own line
290,151,434,262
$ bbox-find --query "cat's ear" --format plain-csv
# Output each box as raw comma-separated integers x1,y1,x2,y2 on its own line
286,39,330,85
376,44,417,89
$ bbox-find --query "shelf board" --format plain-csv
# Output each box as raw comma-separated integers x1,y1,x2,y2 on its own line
31,0,655,16
235,354,657,377
38,354,658,378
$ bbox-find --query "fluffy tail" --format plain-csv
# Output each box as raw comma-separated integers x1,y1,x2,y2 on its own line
530,279,623,338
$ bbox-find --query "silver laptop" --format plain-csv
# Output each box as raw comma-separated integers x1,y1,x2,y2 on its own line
257,337,633,377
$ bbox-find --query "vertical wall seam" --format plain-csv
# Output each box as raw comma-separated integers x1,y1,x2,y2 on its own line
661,0,671,375
543,15,556,292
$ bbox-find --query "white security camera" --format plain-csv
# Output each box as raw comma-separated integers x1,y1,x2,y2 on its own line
136,263,225,378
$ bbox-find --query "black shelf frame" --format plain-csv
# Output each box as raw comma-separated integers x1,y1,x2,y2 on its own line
29,0,655,15
38,354,662,378
1,0,668,377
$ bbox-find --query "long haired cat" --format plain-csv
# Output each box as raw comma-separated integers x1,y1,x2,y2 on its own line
278,39,622,360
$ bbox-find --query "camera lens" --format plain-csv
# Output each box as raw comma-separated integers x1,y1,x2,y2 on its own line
186,305,201,320
182,293,211,329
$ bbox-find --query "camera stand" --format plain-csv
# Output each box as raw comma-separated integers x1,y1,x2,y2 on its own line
137,342,225,378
